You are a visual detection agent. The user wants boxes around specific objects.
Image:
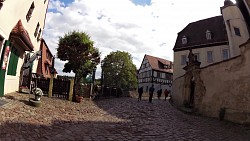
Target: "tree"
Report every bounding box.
[101,51,137,90]
[57,31,100,96]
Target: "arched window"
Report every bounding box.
[182,36,187,44]
[206,30,212,40]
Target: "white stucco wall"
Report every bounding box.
[0,0,48,94]
[173,45,229,80]
[222,4,250,57]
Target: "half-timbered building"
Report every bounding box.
[138,54,173,93]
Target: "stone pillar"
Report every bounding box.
[68,79,74,101]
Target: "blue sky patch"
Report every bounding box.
[131,0,151,6]
[60,0,73,5]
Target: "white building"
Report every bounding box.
[173,0,249,80]
[0,0,49,96]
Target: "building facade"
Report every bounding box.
[36,39,57,78]
[0,0,49,96]
[173,0,249,80]
[171,0,250,124]
[138,54,173,93]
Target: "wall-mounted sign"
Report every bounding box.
[2,45,10,70]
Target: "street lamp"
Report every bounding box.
[101,62,105,96]
[90,67,96,99]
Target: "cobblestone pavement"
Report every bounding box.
[0,93,249,141]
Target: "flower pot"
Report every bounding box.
[35,95,41,101]
[76,95,83,103]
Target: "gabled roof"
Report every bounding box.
[145,54,173,73]
[173,16,228,51]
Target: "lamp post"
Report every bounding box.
[101,62,104,96]
[89,67,96,99]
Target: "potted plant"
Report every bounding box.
[76,83,84,103]
[32,88,43,101]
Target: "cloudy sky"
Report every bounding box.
[42,0,235,78]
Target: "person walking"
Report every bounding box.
[157,88,162,100]
[138,87,143,101]
[149,84,155,103]
[164,88,169,101]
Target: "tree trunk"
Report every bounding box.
[74,72,81,96]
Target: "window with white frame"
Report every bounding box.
[181,55,187,65]
[207,51,213,63]
[206,30,212,40]
[182,36,187,44]
[222,49,229,60]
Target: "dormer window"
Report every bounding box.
[206,30,212,40]
[26,2,35,22]
[182,36,187,44]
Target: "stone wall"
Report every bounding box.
[172,40,250,124]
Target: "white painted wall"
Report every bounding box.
[0,0,48,94]
[173,45,230,80]
[222,4,250,57]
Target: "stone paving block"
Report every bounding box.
[0,92,249,141]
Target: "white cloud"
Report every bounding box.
[43,0,228,78]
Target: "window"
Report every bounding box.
[234,27,241,36]
[181,55,187,65]
[45,65,49,75]
[182,36,187,44]
[0,35,4,50]
[206,30,212,40]
[157,72,160,77]
[194,53,199,61]
[148,70,151,77]
[7,47,19,76]
[34,23,40,37]
[222,49,229,60]
[207,51,213,63]
[37,29,42,41]
[26,2,35,22]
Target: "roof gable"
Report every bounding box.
[145,54,173,73]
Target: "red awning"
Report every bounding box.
[10,20,34,51]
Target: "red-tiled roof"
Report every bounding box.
[145,54,173,73]
[10,20,34,51]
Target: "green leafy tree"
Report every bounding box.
[102,51,137,90]
[57,31,100,96]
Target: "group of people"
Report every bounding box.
[138,85,171,103]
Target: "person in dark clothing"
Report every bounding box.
[138,87,143,101]
[149,85,155,103]
[157,89,162,99]
[164,88,169,101]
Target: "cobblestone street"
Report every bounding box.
[0,93,249,141]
